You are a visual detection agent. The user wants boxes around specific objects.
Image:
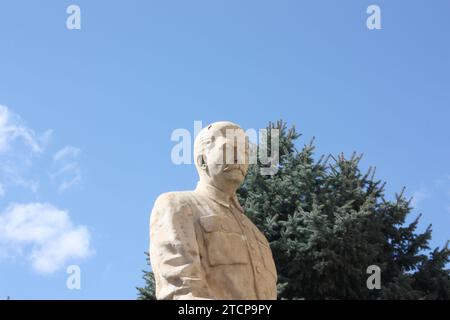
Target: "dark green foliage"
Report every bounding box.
[137,253,157,300]
[237,121,450,300]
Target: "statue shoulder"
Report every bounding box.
[150,191,199,228]
[152,191,196,212]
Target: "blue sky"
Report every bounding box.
[0,0,449,299]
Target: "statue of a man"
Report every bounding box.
[149,121,277,300]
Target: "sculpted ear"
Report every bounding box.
[196,154,207,171]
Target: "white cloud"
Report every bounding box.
[411,188,431,208]
[0,105,92,274]
[0,203,93,274]
[1,161,40,193]
[0,105,52,195]
[0,105,51,154]
[0,105,82,195]
[53,146,81,163]
[52,146,82,192]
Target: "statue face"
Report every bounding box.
[204,128,249,189]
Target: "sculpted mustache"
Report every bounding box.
[223,165,245,175]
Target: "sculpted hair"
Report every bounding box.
[193,121,241,171]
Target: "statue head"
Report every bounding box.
[194,121,249,194]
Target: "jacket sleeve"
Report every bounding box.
[149,193,211,300]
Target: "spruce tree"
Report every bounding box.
[137,253,157,300]
[237,120,449,300]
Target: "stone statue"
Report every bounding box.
[149,121,277,300]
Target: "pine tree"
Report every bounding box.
[136,253,157,300]
[137,121,450,300]
[237,121,450,300]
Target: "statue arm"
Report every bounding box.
[149,193,211,300]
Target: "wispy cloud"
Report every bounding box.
[52,146,82,193]
[0,182,5,198]
[0,105,51,154]
[53,146,81,162]
[0,161,40,194]
[0,202,93,274]
[411,174,450,215]
[411,188,431,208]
[0,105,82,195]
[0,105,52,195]
[0,105,93,275]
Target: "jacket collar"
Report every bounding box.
[195,181,244,213]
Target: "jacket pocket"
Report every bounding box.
[253,229,278,281]
[199,215,248,266]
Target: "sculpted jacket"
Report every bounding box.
[149,182,278,300]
